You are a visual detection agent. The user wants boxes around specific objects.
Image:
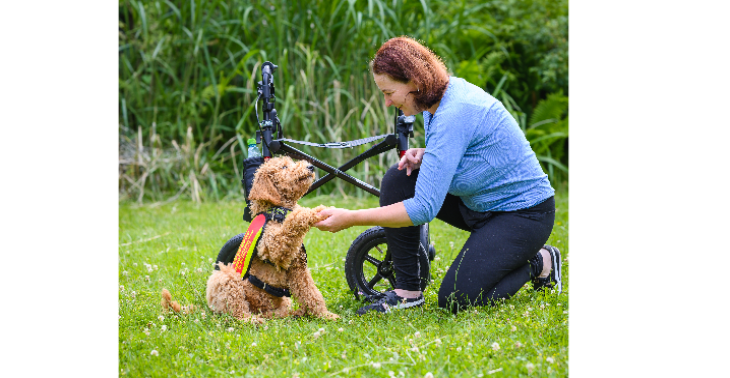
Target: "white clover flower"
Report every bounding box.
[150,350,159,356]
[120,285,124,291]
[414,331,421,338]
[280,341,284,346]
[456,347,462,352]
[434,339,441,345]
[194,319,199,323]
[509,304,515,309]
[251,342,257,347]
[563,310,568,314]
[227,327,234,332]
[131,291,137,299]
[143,328,150,336]
[546,357,554,364]
[153,265,158,270]
[313,331,321,339]
[425,372,434,378]
[526,362,535,374]
[209,258,213,263]
[263,325,268,331]
[467,342,473,347]
[491,342,500,351]
[133,263,138,267]
[410,347,419,352]
[372,362,381,369]
[338,328,344,332]
[318,327,325,333]
[511,325,517,332]
[180,271,186,276]
[158,315,164,322]
[515,341,522,348]
[435,256,441,261]
[161,325,167,332]
[122,270,128,276]
[181,262,185,266]
[449,241,454,249]
[389,371,395,377]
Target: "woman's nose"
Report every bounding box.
[384,98,393,107]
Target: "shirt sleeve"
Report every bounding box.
[402,109,474,226]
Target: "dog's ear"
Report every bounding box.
[248,172,282,204]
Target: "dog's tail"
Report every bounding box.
[161,289,197,314]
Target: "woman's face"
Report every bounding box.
[373,73,419,116]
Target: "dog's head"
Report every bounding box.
[248,156,316,208]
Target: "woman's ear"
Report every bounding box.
[248,172,281,205]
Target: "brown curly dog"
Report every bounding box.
[162,156,338,323]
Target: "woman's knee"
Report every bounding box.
[379,164,418,207]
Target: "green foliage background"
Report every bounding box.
[119,0,568,202]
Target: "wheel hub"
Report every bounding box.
[378,260,393,277]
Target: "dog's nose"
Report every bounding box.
[307,165,314,172]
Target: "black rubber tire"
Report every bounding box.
[345,226,433,300]
[214,233,245,270]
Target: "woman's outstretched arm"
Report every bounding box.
[314,202,413,233]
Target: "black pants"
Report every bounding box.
[380,165,555,312]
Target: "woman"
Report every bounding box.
[315,36,561,315]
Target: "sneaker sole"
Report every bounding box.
[386,298,425,313]
[549,246,562,294]
[359,297,425,315]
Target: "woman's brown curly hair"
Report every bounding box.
[370,36,449,111]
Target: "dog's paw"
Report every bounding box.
[244,315,266,325]
[321,311,340,321]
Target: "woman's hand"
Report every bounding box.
[398,148,425,176]
[314,207,353,233]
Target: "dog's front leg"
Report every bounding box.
[267,206,327,269]
[288,264,339,320]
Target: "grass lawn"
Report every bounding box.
[119,192,568,377]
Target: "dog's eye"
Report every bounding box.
[281,166,287,169]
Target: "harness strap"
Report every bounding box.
[273,134,389,149]
[263,206,292,223]
[248,274,291,297]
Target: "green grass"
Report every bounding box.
[119,193,568,377]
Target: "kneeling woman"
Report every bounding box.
[315,36,561,314]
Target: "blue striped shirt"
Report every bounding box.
[402,77,555,226]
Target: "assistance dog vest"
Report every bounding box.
[232,207,299,297]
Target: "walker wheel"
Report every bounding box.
[214,233,245,269]
[345,226,434,301]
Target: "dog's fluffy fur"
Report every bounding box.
[162,156,337,323]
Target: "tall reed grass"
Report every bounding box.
[119,0,568,202]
